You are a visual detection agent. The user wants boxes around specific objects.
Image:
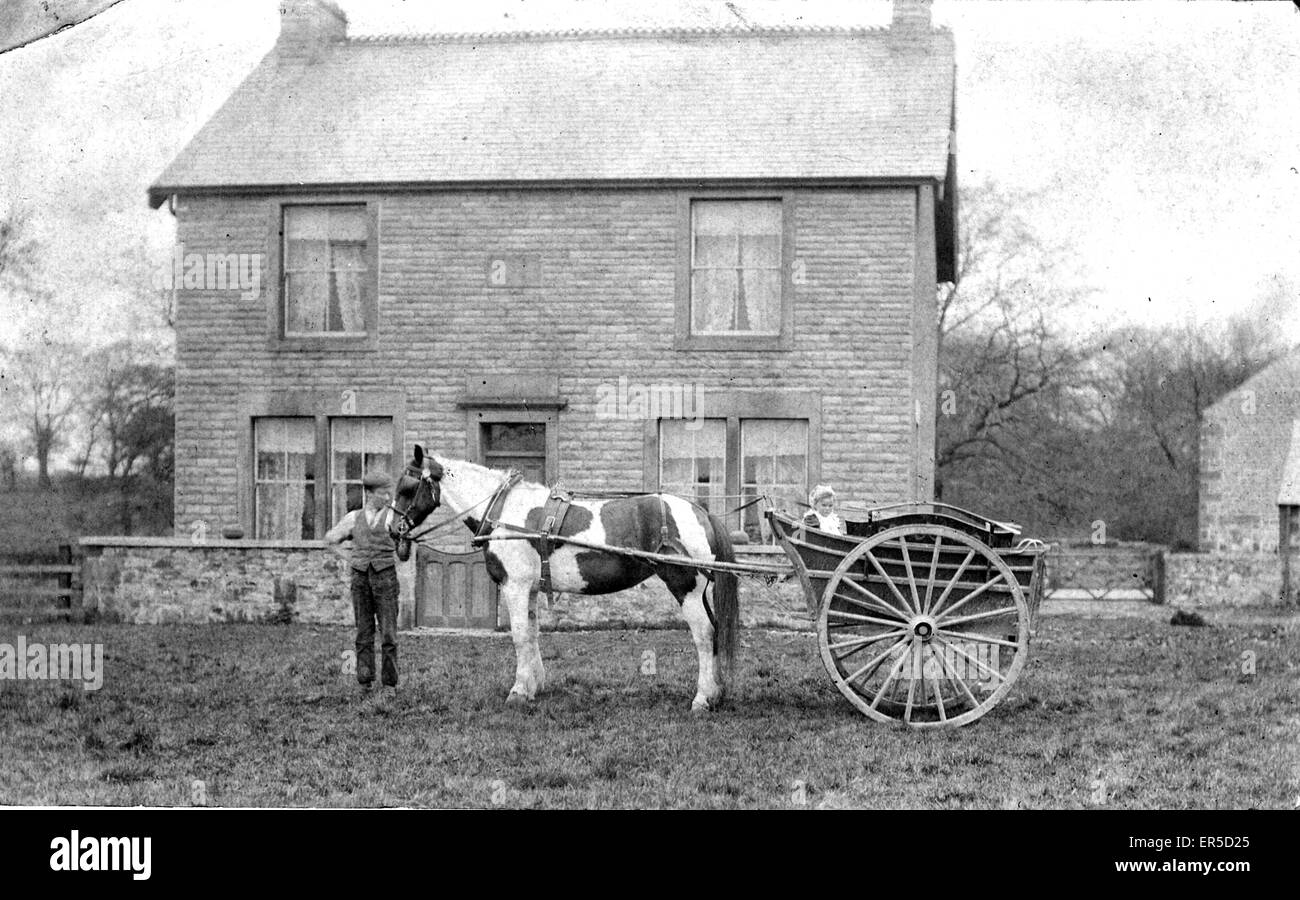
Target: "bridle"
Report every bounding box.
[387,462,521,546]
[387,463,444,540]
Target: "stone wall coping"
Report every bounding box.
[80,536,329,550]
[1167,550,1280,560]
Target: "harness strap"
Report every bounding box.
[473,469,523,542]
[536,490,572,606]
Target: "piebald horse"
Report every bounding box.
[390,445,739,712]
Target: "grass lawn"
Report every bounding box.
[1,609,1297,809]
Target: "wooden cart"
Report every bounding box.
[766,502,1048,728]
[470,493,1046,728]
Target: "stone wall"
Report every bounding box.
[1164,552,1289,607]
[79,538,810,630]
[80,538,418,626]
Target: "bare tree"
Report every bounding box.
[935,180,1098,503]
[1093,316,1289,546]
[0,441,17,490]
[0,339,82,488]
[80,341,175,532]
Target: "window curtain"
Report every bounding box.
[285,206,367,334]
[741,418,807,541]
[691,201,781,334]
[286,208,332,334]
[332,244,366,333]
[255,418,315,539]
[660,419,727,514]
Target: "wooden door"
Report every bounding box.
[414,546,500,629]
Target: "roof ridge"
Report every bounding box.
[345,23,923,45]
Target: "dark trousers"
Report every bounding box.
[351,564,399,687]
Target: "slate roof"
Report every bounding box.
[148,25,956,205]
[1205,348,1300,418]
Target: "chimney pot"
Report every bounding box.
[277,0,347,64]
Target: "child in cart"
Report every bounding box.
[802,484,846,535]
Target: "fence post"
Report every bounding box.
[58,543,73,614]
[1150,549,1166,605]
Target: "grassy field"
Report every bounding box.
[1,609,1297,809]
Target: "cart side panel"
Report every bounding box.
[767,510,858,615]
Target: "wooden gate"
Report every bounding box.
[414,546,499,629]
[0,545,82,622]
[1043,544,1166,604]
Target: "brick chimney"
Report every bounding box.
[892,0,933,31]
[277,0,347,65]
[890,0,933,53]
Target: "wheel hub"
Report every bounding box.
[910,615,937,643]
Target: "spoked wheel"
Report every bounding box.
[816,525,1030,728]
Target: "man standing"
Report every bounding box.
[324,472,403,697]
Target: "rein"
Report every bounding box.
[393,498,490,545]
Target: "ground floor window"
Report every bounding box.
[254,417,316,540]
[657,415,810,542]
[1282,505,1300,551]
[330,417,394,523]
[740,419,808,541]
[252,415,394,539]
[659,419,728,513]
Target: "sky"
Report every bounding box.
[0,0,1297,349]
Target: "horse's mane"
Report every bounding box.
[433,455,548,492]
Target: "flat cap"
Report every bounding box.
[361,472,393,491]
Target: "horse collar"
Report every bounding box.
[474,470,523,540]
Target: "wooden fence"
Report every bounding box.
[0,545,82,622]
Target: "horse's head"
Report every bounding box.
[390,444,445,538]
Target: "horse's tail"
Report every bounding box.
[707,514,740,680]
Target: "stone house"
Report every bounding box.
[137,0,958,626]
[1199,349,1300,553]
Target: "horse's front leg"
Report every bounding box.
[503,581,544,705]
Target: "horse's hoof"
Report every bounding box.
[505,691,530,709]
[690,698,711,715]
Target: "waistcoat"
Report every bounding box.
[350,507,396,572]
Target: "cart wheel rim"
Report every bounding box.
[815,524,1032,728]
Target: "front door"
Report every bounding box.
[412,420,553,630]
